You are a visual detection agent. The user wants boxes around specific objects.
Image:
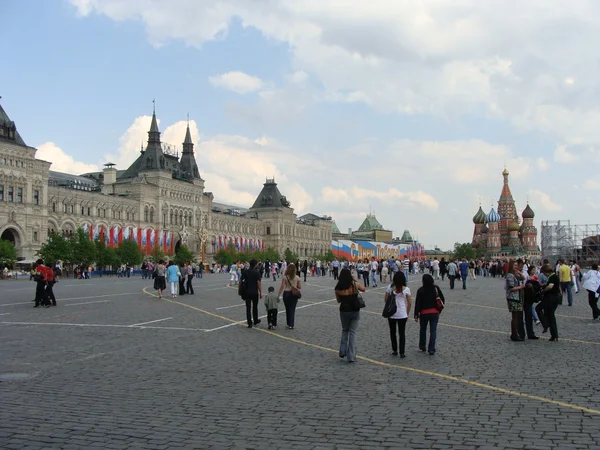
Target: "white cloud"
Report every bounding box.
[583,179,600,190]
[209,71,264,94]
[321,186,439,212]
[36,142,99,174]
[528,189,563,212]
[554,145,577,163]
[536,157,550,171]
[67,0,600,145]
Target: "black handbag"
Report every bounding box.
[352,283,365,309]
[382,292,397,318]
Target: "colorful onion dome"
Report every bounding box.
[502,167,509,176]
[472,206,486,224]
[487,207,500,223]
[522,203,535,219]
[508,220,521,232]
[481,224,489,234]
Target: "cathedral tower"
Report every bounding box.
[497,168,518,247]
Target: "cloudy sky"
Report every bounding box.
[2,0,599,249]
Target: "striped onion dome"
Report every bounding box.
[472,206,486,224]
[487,207,500,223]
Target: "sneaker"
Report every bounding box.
[535,320,541,325]
[268,325,273,330]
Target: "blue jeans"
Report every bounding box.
[403,268,409,281]
[339,311,360,362]
[461,274,467,289]
[371,270,378,286]
[419,314,439,354]
[560,282,573,306]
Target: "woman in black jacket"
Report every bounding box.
[414,274,445,355]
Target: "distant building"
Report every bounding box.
[471,168,540,259]
[0,101,332,262]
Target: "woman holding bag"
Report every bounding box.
[277,263,302,329]
[335,268,366,363]
[384,271,411,357]
[414,274,445,355]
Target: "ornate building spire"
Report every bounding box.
[179,121,202,180]
[497,168,518,247]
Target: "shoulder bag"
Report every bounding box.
[353,282,366,309]
[287,276,302,299]
[435,286,445,312]
[382,291,397,318]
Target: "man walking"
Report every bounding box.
[241,259,262,328]
[447,259,458,290]
[459,258,469,290]
[370,257,378,287]
[558,259,573,306]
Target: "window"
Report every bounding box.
[33,231,38,242]
[34,190,39,205]
[8,187,13,202]
[17,187,22,203]
[163,214,166,225]
[69,204,74,214]
[63,203,67,213]
[82,206,85,216]
[52,202,56,212]
[170,212,173,224]
[0,184,3,201]
[266,226,271,235]
[131,212,134,221]
[144,209,149,222]
[88,207,91,216]
[149,210,154,222]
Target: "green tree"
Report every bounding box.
[0,239,18,268]
[149,244,165,263]
[172,244,195,266]
[37,232,71,265]
[70,228,97,266]
[284,248,298,262]
[116,239,143,266]
[214,248,236,267]
[453,242,477,261]
[313,249,335,262]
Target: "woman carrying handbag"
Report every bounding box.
[414,274,445,355]
[384,271,411,357]
[335,268,366,363]
[277,263,302,329]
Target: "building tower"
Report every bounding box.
[486,207,502,255]
[179,123,202,183]
[497,168,518,247]
[507,219,522,252]
[471,205,486,248]
[520,203,538,252]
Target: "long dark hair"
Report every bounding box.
[391,271,406,292]
[421,273,437,298]
[335,268,354,291]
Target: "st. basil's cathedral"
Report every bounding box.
[471,168,540,259]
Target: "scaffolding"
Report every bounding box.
[540,220,600,264]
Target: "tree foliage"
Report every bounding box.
[452,242,477,261]
[284,248,298,263]
[0,239,18,267]
[149,244,166,263]
[172,244,195,266]
[213,247,280,267]
[95,241,120,269]
[37,232,71,265]
[115,239,143,266]
[70,228,97,266]
[311,250,335,262]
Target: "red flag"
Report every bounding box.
[118,226,123,244]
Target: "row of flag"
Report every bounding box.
[216,235,264,252]
[406,242,425,260]
[82,223,174,254]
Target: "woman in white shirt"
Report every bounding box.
[582,263,600,320]
[384,272,412,357]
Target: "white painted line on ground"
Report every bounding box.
[215,304,245,310]
[0,313,10,316]
[0,321,206,331]
[65,300,111,306]
[0,292,140,308]
[205,297,338,332]
[64,283,97,287]
[129,317,172,327]
[205,286,231,291]
[1,287,36,292]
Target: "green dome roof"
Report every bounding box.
[472,206,486,224]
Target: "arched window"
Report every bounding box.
[149,209,154,223]
[144,207,149,222]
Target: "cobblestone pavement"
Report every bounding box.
[2,272,600,449]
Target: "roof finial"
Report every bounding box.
[153,99,156,114]
[187,112,189,126]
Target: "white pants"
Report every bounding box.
[170,281,178,295]
[433,269,440,279]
